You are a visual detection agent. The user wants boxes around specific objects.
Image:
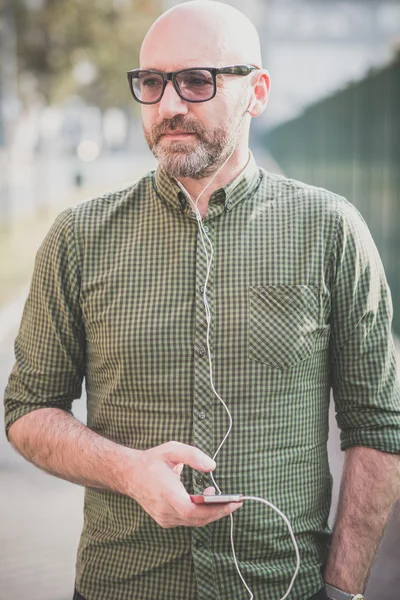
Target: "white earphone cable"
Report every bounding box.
[174,109,300,600]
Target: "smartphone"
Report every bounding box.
[190,494,243,504]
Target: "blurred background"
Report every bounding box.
[0,0,399,598]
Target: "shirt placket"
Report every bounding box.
[191,216,219,599]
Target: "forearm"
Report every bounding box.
[8,407,140,496]
[325,446,400,593]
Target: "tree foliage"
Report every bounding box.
[13,0,161,108]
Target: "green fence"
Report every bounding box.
[265,55,400,335]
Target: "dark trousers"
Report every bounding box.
[310,589,328,600]
[74,586,328,599]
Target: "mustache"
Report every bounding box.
[151,115,206,141]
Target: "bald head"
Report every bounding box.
[140,1,262,70]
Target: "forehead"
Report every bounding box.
[140,17,232,71]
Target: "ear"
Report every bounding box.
[248,69,270,117]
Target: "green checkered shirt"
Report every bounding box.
[4,155,400,600]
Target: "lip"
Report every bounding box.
[162,132,195,138]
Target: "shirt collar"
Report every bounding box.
[152,151,260,217]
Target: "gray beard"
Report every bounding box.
[143,103,247,179]
[150,137,229,180]
[143,115,238,180]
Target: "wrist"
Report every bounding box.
[114,446,142,498]
[324,553,367,595]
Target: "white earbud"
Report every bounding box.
[246,99,256,115]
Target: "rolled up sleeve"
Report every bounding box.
[329,200,400,453]
[3,208,85,439]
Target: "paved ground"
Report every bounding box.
[1,153,399,599]
[0,292,86,600]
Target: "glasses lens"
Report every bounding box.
[175,69,214,101]
[133,71,164,103]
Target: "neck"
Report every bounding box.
[176,146,250,219]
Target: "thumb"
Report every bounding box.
[164,442,216,473]
[172,463,184,475]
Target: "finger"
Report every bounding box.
[203,487,216,495]
[186,500,243,528]
[208,501,243,524]
[163,441,216,473]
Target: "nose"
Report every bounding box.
[158,81,188,119]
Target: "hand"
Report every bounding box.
[128,441,243,529]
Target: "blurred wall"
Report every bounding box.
[264,55,400,335]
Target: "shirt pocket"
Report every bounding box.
[248,284,324,370]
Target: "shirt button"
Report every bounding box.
[198,411,206,420]
[226,202,232,209]
[194,539,203,548]
[197,345,206,356]
[199,285,205,293]
[203,226,209,233]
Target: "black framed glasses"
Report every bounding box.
[126,65,258,105]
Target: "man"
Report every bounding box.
[3,2,400,599]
